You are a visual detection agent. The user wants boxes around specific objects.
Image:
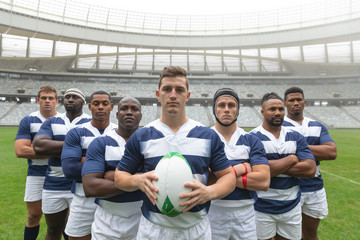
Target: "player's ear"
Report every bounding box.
[156,90,160,100]
[186,92,191,101]
[304,99,307,106]
[36,97,40,104]
[88,103,91,111]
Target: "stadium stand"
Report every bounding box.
[0,0,359,128]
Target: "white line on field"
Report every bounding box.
[322,170,360,185]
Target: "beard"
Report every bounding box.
[266,116,284,126]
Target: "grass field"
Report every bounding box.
[0,127,359,239]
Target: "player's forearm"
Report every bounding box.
[83,177,124,198]
[309,143,337,161]
[284,159,316,178]
[33,139,63,156]
[15,145,41,159]
[210,168,236,200]
[114,169,139,192]
[269,155,298,177]
[237,165,270,191]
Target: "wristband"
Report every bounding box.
[242,174,247,189]
[231,166,238,177]
[242,163,248,174]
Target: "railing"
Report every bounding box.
[0,0,359,36]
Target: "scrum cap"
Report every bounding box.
[64,88,86,103]
[212,88,240,126]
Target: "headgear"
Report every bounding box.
[212,88,240,126]
[64,88,86,103]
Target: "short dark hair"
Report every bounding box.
[159,66,188,90]
[284,87,304,101]
[90,90,112,102]
[38,85,57,99]
[261,92,283,107]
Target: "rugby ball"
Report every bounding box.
[153,152,193,217]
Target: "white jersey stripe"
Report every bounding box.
[257,185,299,201]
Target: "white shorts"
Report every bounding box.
[300,188,328,219]
[92,205,141,240]
[208,204,256,240]
[137,215,211,240]
[42,189,73,214]
[65,194,96,237]
[256,203,302,240]
[24,176,45,202]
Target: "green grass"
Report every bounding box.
[1,127,359,239]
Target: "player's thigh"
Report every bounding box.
[301,188,328,219]
[42,190,73,214]
[137,215,211,240]
[209,204,256,240]
[24,176,45,202]
[65,194,96,237]
[92,206,141,240]
[276,203,302,240]
[255,211,277,240]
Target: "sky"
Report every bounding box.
[84,0,318,15]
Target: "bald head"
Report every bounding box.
[118,96,141,110]
[116,96,142,131]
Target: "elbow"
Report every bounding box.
[308,166,317,178]
[329,151,337,160]
[33,145,43,156]
[15,151,23,158]
[260,180,271,191]
[83,186,95,198]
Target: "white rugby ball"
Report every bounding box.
[153,152,193,217]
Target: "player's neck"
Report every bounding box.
[66,111,83,122]
[116,127,136,142]
[215,122,237,142]
[287,113,304,124]
[263,124,281,139]
[91,119,110,130]
[40,109,57,119]
[160,113,188,133]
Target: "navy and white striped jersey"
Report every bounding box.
[117,119,230,228]
[211,126,269,208]
[82,130,144,217]
[250,126,314,214]
[15,111,60,176]
[283,116,334,192]
[61,121,117,196]
[35,112,91,191]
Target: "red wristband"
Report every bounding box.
[242,174,247,189]
[231,166,238,177]
[242,163,248,174]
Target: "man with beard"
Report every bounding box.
[61,90,117,240]
[82,97,144,240]
[33,88,91,240]
[283,87,337,240]
[250,92,316,240]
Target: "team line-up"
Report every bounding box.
[15,66,337,240]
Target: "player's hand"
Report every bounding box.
[233,162,252,176]
[287,154,299,164]
[136,171,159,205]
[104,170,115,181]
[179,179,211,213]
[80,156,85,163]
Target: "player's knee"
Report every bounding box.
[302,227,318,240]
[27,212,42,226]
[47,225,63,237]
